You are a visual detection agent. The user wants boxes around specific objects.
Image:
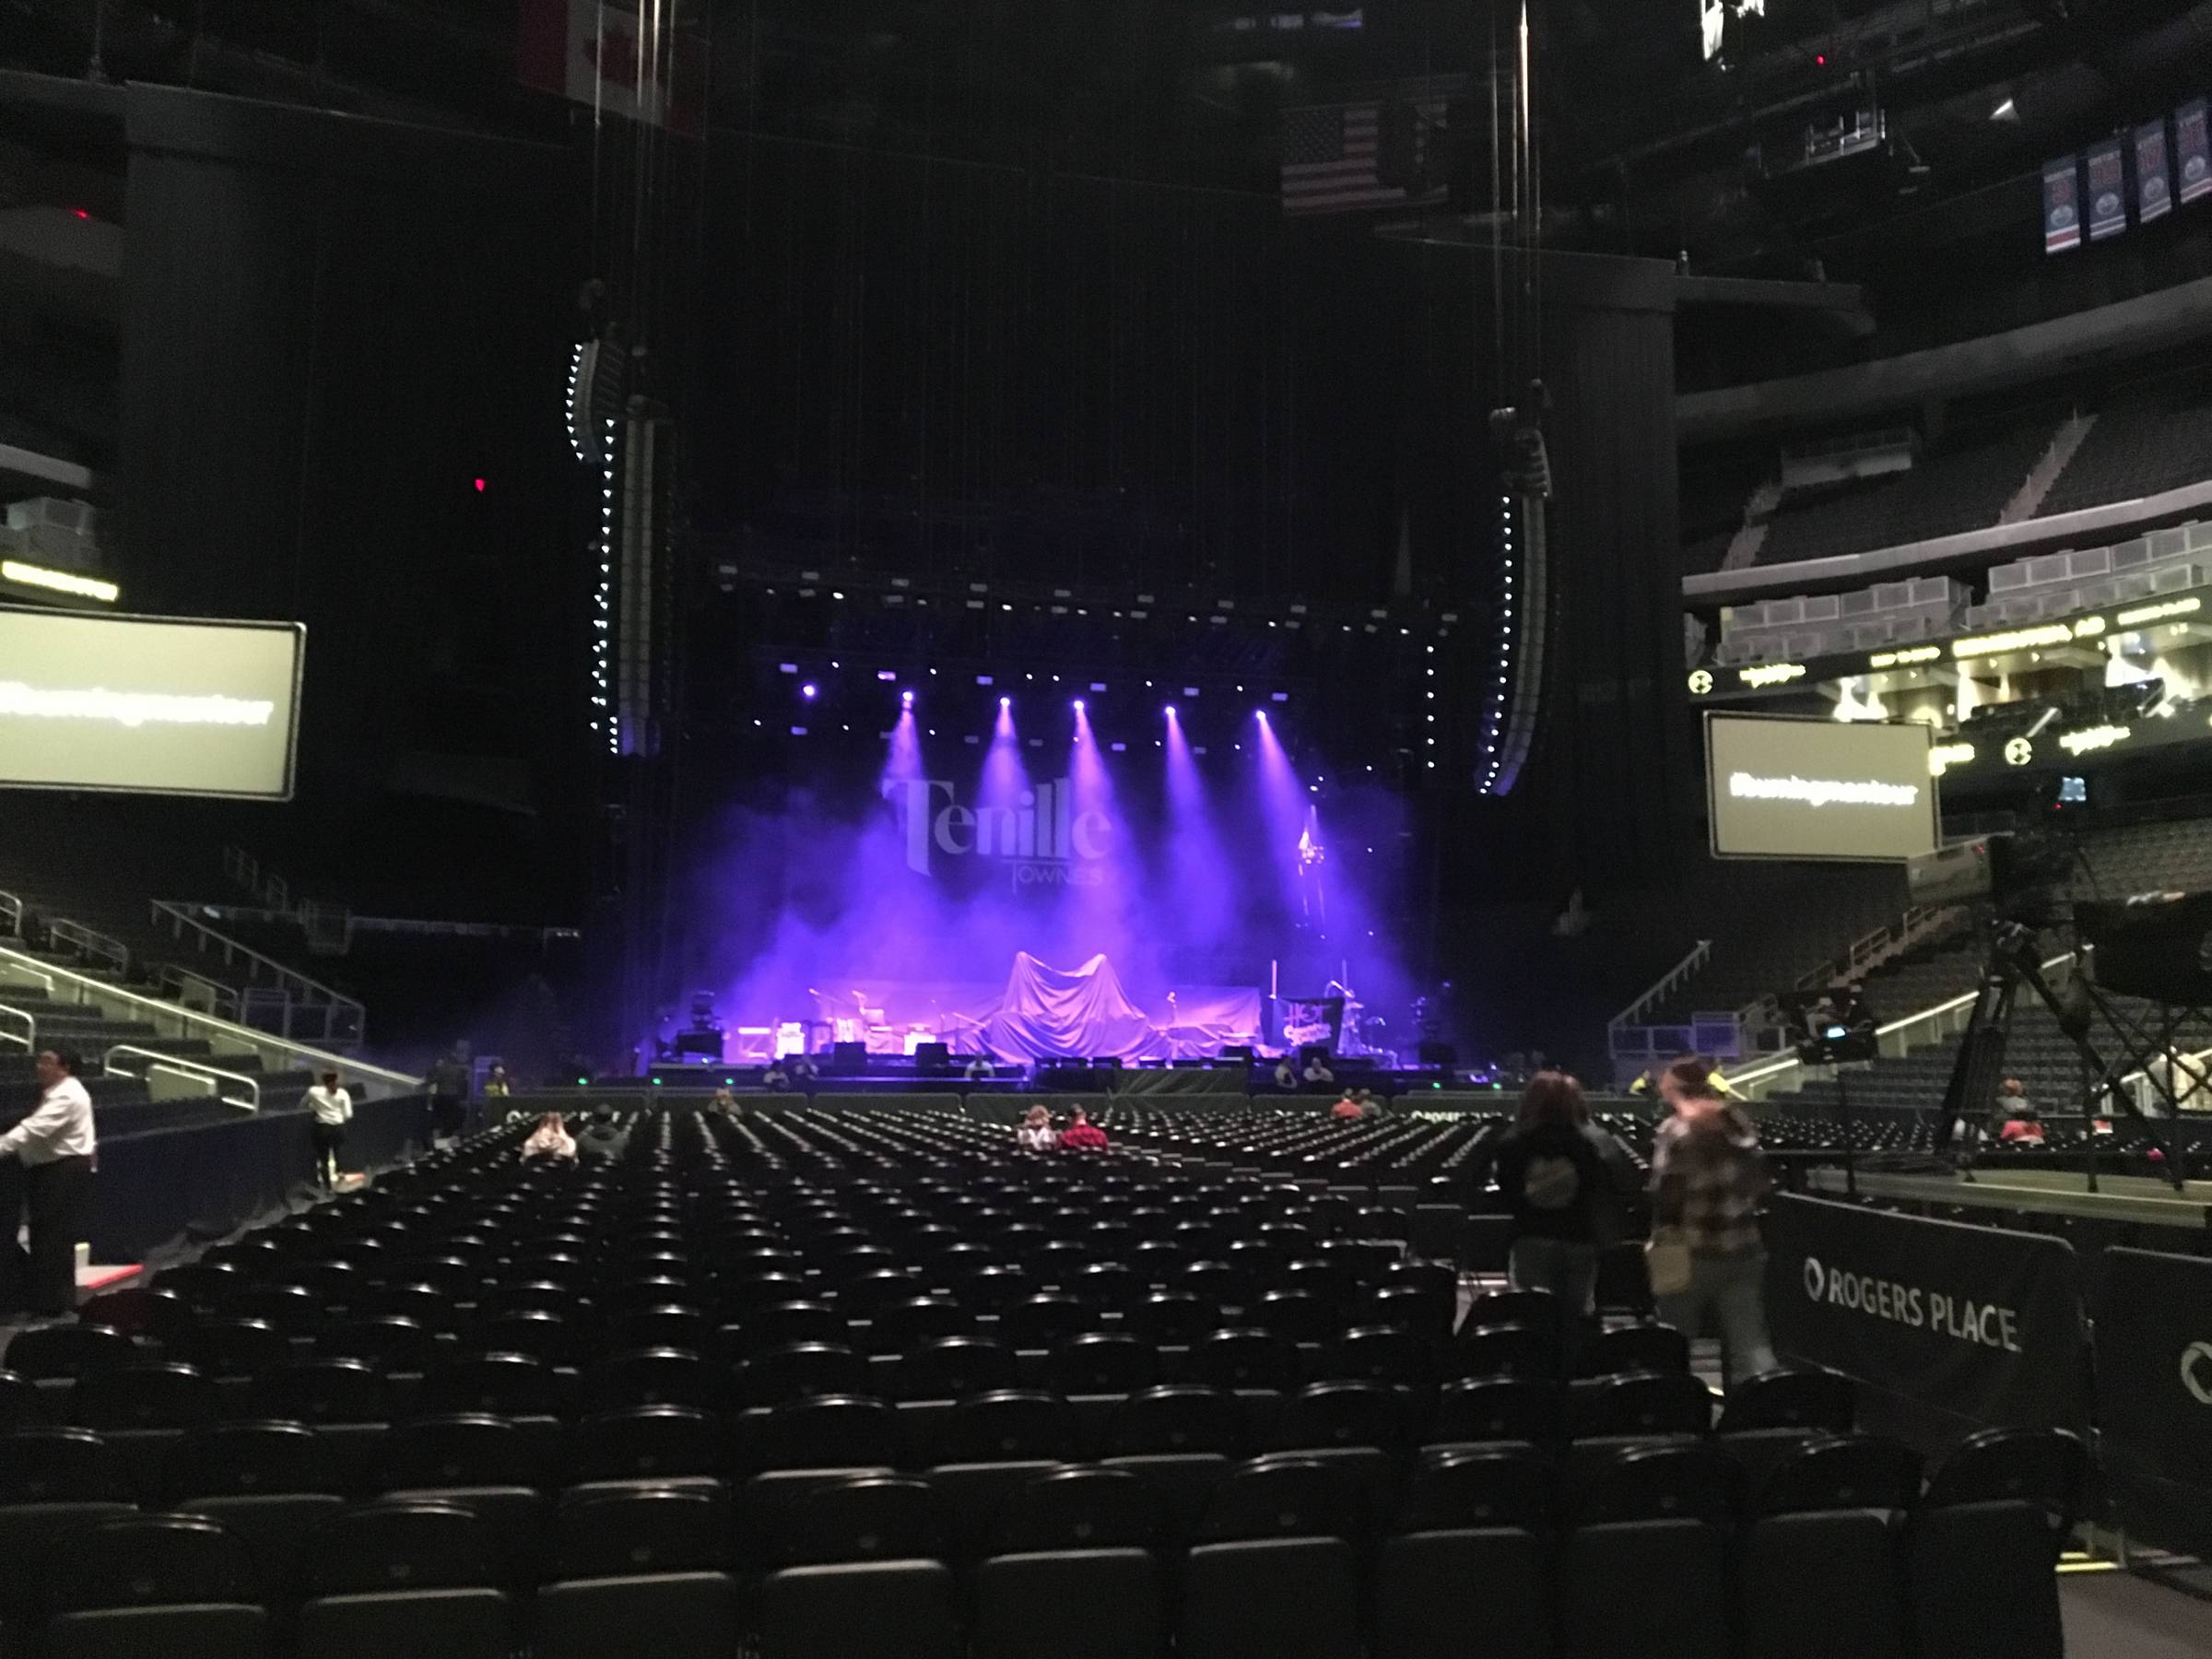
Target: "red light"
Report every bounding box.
[473,477,486,492]
[71,207,90,219]
[1816,53,1827,65]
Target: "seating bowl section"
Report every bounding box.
[0,1106,2086,1659]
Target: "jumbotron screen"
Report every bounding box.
[0,606,304,800]
[1706,712,1936,863]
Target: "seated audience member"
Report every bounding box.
[1272,1056,1298,1090]
[1998,1105,2045,1146]
[483,1063,512,1103]
[576,1110,630,1164]
[790,1053,819,1084]
[1060,1107,1108,1151]
[1301,1053,1336,1087]
[711,1086,747,1118]
[761,1060,791,1092]
[967,1053,996,1082]
[522,1112,577,1161]
[1331,1090,1365,1121]
[1015,1105,1058,1151]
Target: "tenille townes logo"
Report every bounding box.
[888,777,1112,888]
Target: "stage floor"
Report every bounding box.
[1806,1166,2212,1230]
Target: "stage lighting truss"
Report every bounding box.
[1477,488,1547,796]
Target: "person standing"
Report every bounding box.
[0,1048,97,1318]
[304,1069,353,1190]
[1650,1056,1777,1387]
[1490,1071,1612,1355]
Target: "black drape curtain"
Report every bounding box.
[119,86,585,917]
[89,1094,426,1259]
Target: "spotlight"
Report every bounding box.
[999,697,1011,709]
[1254,709,1267,722]
[900,689,914,708]
[801,683,818,700]
[1164,705,1178,718]
[1073,699,1086,713]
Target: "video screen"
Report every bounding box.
[1706,712,1936,863]
[0,606,304,800]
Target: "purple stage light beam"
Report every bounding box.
[1163,704,1236,949]
[978,692,1034,856]
[1251,707,1312,903]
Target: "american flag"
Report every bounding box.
[1280,99,1452,217]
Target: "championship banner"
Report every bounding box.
[518,0,708,135]
[2179,98,2211,206]
[2042,155,2082,253]
[1763,1195,2088,1453]
[2086,138,2127,241]
[2092,1249,2212,1558]
[2136,117,2172,224]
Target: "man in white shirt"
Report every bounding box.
[304,1069,353,1191]
[0,1047,97,1317]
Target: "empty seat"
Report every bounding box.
[1043,1332,1159,1396]
[743,1394,903,1473]
[939,1390,1080,1465]
[166,1419,347,1594]
[294,1500,513,1659]
[1375,1447,1553,1659]
[1559,1443,1741,1659]
[39,1512,265,1659]
[6,1324,138,1382]
[1909,1429,2084,1659]
[1576,1323,1689,1379]
[1181,1459,1367,1659]
[1742,1436,1921,1659]
[974,1467,1171,1659]
[759,1477,961,1659]
[535,1485,738,1659]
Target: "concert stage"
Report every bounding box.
[668,692,1429,1072]
[1806,1166,2212,1231]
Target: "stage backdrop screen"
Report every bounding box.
[0,606,303,799]
[1706,712,1936,863]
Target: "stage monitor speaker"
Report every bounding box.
[914,1041,949,1074]
[1418,1041,1458,1066]
[2077,893,2212,1005]
[831,1041,870,1075]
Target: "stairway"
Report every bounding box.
[1722,478,1784,571]
[1998,412,2095,525]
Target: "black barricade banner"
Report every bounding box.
[2087,138,2128,241]
[2180,97,2212,206]
[2093,1249,2212,1557]
[2042,155,2082,253]
[2136,117,2172,223]
[1763,1195,2087,1453]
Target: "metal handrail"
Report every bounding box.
[0,1002,32,1053]
[0,890,20,938]
[1611,940,1713,1030]
[159,963,241,1018]
[148,900,363,1037]
[102,1043,261,1112]
[1729,951,2077,1101]
[0,958,55,996]
[47,918,129,975]
[0,943,414,1098]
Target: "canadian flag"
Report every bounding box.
[519,0,708,136]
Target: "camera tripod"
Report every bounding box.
[1935,914,2189,1193]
